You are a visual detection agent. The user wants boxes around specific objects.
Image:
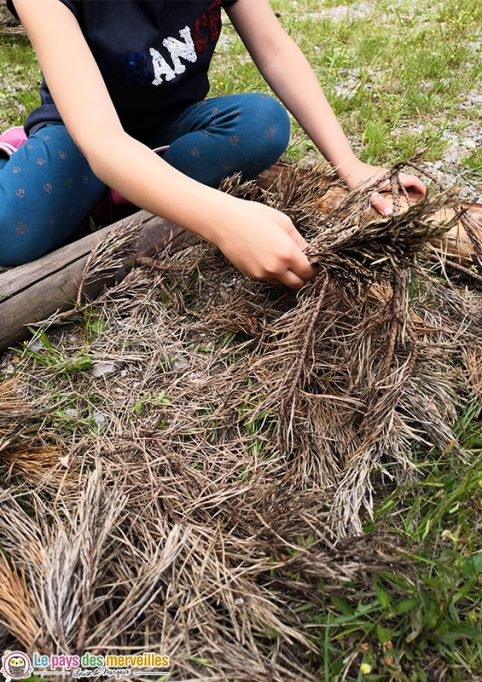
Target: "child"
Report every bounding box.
[1,0,426,288]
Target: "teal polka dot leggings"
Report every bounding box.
[0,93,290,266]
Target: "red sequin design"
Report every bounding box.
[193,0,222,54]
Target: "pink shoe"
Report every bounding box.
[0,125,27,158]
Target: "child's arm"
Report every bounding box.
[12,0,318,290]
[226,0,427,216]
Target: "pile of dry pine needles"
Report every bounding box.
[0,160,481,680]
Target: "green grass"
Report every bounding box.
[2,0,481,175]
[0,34,41,129]
[1,0,481,678]
[301,394,481,680]
[311,452,482,680]
[209,0,482,170]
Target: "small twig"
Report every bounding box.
[399,178,411,205]
[403,318,419,379]
[390,171,401,215]
[403,160,446,189]
[429,254,482,284]
[136,256,186,273]
[382,271,404,378]
[278,273,330,417]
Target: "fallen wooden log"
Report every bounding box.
[0,162,480,352]
[0,211,194,352]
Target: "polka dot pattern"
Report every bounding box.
[0,122,108,266]
[148,93,290,188]
[1,95,290,266]
[16,223,29,235]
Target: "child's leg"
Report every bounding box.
[0,123,107,267]
[143,92,291,187]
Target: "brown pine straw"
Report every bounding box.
[0,378,62,491]
[0,159,480,679]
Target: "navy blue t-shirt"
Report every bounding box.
[7,0,239,141]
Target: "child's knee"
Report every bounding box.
[239,93,291,160]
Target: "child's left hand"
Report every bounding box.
[341,160,427,216]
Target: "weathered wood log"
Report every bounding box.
[0,211,195,351]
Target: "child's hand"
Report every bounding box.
[213,198,319,290]
[341,160,427,216]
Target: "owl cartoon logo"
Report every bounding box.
[1,651,33,681]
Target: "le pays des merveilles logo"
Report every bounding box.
[1,651,33,682]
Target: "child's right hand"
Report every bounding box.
[212,198,319,290]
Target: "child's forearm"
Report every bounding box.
[87,130,234,243]
[256,33,361,178]
[86,128,318,290]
